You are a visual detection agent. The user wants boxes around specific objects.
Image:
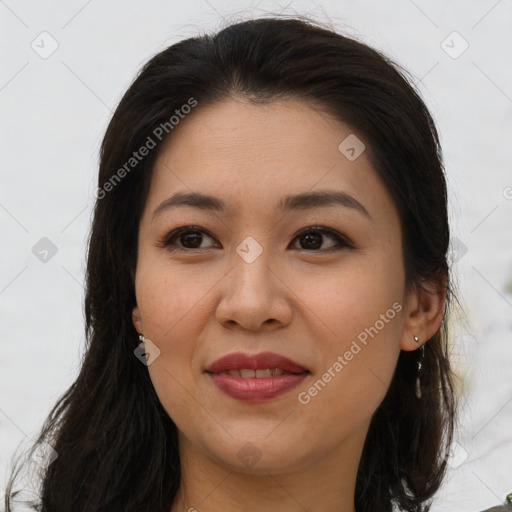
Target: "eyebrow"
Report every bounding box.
[152,190,371,221]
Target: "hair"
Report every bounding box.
[5,15,457,512]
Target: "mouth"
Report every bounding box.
[216,368,292,378]
[205,351,309,402]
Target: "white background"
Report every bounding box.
[1,1,511,510]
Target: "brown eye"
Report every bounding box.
[178,231,205,249]
[159,226,219,250]
[290,227,353,251]
[158,225,353,252]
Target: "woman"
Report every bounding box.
[6,15,508,512]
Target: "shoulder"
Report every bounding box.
[479,494,512,512]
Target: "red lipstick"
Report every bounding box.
[205,352,308,402]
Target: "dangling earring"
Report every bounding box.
[414,337,425,399]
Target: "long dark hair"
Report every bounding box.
[5,15,457,512]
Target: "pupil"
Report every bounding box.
[182,232,202,248]
[302,233,321,249]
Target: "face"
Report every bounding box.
[132,97,416,474]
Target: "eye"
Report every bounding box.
[158,226,219,250]
[158,225,353,252]
[289,226,353,251]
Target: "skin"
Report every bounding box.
[132,97,446,512]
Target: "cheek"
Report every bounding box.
[293,246,405,346]
[134,263,214,413]
[291,250,405,423]
[136,260,215,335]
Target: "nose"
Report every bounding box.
[215,242,293,333]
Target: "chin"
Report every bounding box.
[201,429,315,475]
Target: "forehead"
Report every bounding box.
[156,97,360,169]
[146,97,397,225]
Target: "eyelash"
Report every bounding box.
[157,225,354,252]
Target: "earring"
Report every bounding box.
[415,340,425,399]
[138,334,146,345]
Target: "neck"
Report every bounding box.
[170,432,364,512]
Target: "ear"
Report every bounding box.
[132,305,143,334]
[400,274,447,351]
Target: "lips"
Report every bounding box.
[206,351,307,374]
[205,352,308,402]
